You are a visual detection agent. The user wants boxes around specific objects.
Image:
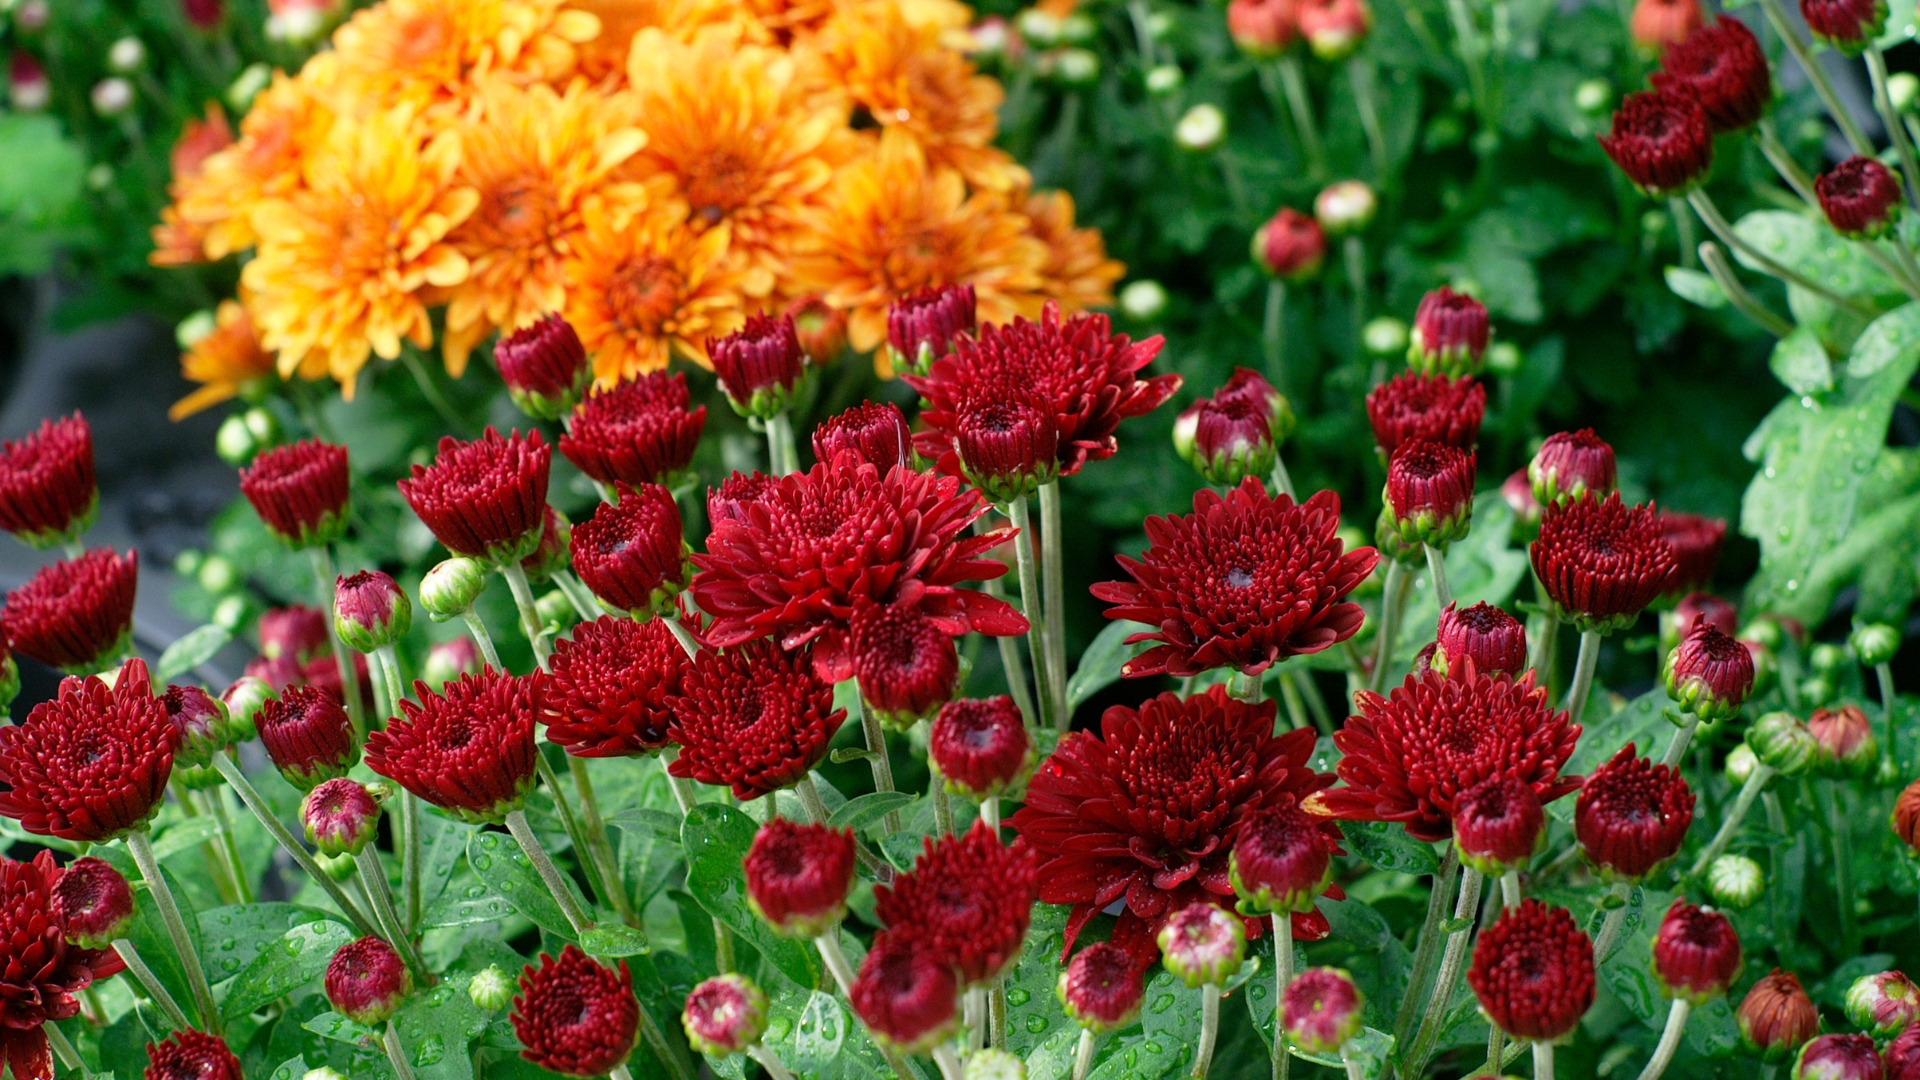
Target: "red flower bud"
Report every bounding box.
[1801,0,1888,51]
[1674,591,1737,638]
[1845,970,1920,1038]
[1366,372,1485,459]
[1809,704,1878,777]
[1252,208,1326,281]
[1432,602,1527,679]
[1664,617,1755,722]
[240,439,350,550]
[558,374,706,489]
[850,933,960,1054]
[1384,438,1476,548]
[511,946,638,1078]
[1229,798,1337,914]
[1896,779,1920,854]
[1283,966,1365,1055]
[1650,18,1771,133]
[258,684,358,791]
[1467,899,1595,1041]
[334,570,411,653]
[163,684,229,769]
[569,483,688,617]
[367,669,540,824]
[929,695,1032,798]
[325,936,412,1025]
[1227,0,1299,55]
[8,54,49,113]
[2,547,138,675]
[1793,1034,1885,1080]
[1174,368,1294,487]
[1599,90,1714,196]
[1157,902,1246,987]
[0,414,97,549]
[711,314,808,420]
[1740,969,1819,1062]
[302,777,381,857]
[812,401,911,474]
[1298,0,1370,59]
[682,973,769,1056]
[51,856,136,949]
[878,821,1040,986]
[784,296,848,365]
[397,428,551,565]
[1887,1025,1920,1080]
[1631,0,1702,49]
[1652,900,1742,1004]
[1530,429,1617,507]
[887,284,976,377]
[1408,287,1489,377]
[667,640,846,800]
[145,1030,242,1080]
[1058,943,1146,1033]
[546,615,687,758]
[1532,494,1677,632]
[745,818,856,939]
[1575,745,1695,882]
[1817,156,1903,238]
[0,659,176,842]
[495,314,590,421]
[1453,773,1545,876]
[182,0,224,28]
[953,396,1060,502]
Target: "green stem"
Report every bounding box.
[1757,120,1819,205]
[1689,189,1876,317]
[210,755,380,937]
[1270,455,1297,502]
[1660,713,1699,769]
[569,756,638,926]
[1764,792,1794,957]
[817,933,857,996]
[1404,867,1485,1078]
[1878,661,1899,778]
[1272,914,1293,1080]
[978,550,1039,725]
[354,850,433,986]
[364,647,394,725]
[460,610,503,669]
[1293,670,1334,735]
[109,939,193,1031]
[379,1022,419,1080]
[1869,45,1920,206]
[1392,846,1460,1049]
[1270,58,1326,178]
[1534,1040,1555,1080]
[1635,1000,1692,1080]
[1443,0,1490,124]
[504,808,593,935]
[1565,629,1601,722]
[311,547,367,738]
[1823,781,1859,954]
[1500,871,1521,908]
[750,1044,797,1080]
[1074,1028,1098,1080]
[1278,672,1311,732]
[931,763,955,836]
[1007,499,1057,730]
[767,412,799,476]
[1038,481,1070,726]
[1192,983,1222,1079]
[1263,280,1287,390]
[45,1023,86,1077]
[991,975,1009,1048]
[855,697,904,836]
[553,569,605,623]
[1346,58,1389,179]
[1688,765,1774,877]
[1424,544,1452,611]
[375,645,422,931]
[399,351,464,435]
[125,829,221,1034]
[1756,0,1872,153]
[204,789,253,904]
[62,538,84,560]
[499,562,550,667]
[533,754,611,913]
[1369,561,1411,694]
[1670,197,1699,270]
[934,1044,967,1080]
[1697,242,1796,337]
[1592,882,1632,964]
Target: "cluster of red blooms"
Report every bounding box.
[1599,17,1768,195]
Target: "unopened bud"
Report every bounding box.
[1119,280,1168,321]
[1175,104,1226,151]
[1145,64,1184,96]
[420,557,486,618]
[1706,854,1765,909]
[107,37,146,72]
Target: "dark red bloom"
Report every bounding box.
[256,683,359,791]
[2,548,137,674]
[1467,899,1595,1041]
[1809,703,1878,775]
[951,394,1060,502]
[744,818,857,938]
[1282,967,1365,1056]
[1886,1025,1920,1080]
[366,668,541,824]
[710,313,808,419]
[1319,664,1580,843]
[1653,900,1741,1004]
[495,314,590,421]
[846,591,962,727]
[558,373,706,489]
[1675,591,1737,637]
[1228,0,1298,54]
[301,777,381,857]
[1228,797,1340,914]
[785,295,848,365]
[1173,368,1292,487]
[1365,372,1485,457]
[0,414,97,549]
[1801,0,1887,50]
[50,856,135,949]
[812,401,911,473]
[1091,480,1376,679]
[1575,745,1695,881]
[691,453,1024,654]
[325,936,411,1025]
[1897,779,1920,855]
[1251,208,1326,281]
[0,851,122,1080]
[569,483,688,617]
[1453,773,1546,876]
[1599,90,1714,195]
[1530,429,1618,507]
[877,821,1040,986]
[887,284,976,376]
[929,695,1031,798]
[906,302,1180,478]
[1432,602,1527,678]
[849,933,959,1054]
[333,569,411,652]
[1408,287,1490,375]
[1658,512,1727,596]
[259,605,329,663]
[1009,686,1338,963]
[1794,1035,1885,1080]
[239,439,350,550]
[511,946,638,1078]
[1665,616,1756,722]
[1650,18,1771,132]
[144,1030,242,1080]
[666,640,845,800]
[397,428,551,564]
[182,0,224,29]
[1532,494,1677,632]
[1058,943,1145,1033]
[0,659,176,842]
[1740,969,1819,1062]
[546,615,687,758]
[1384,438,1476,547]
[1817,155,1903,238]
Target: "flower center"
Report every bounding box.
[608,258,684,336]
[1227,568,1255,589]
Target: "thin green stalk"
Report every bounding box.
[1697,242,1796,338]
[1293,670,1334,735]
[1270,456,1297,501]
[365,647,394,724]
[1689,189,1876,317]
[211,754,379,937]
[1343,233,1368,326]
[1822,781,1859,953]
[1269,58,1326,178]
[1263,280,1287,389]
[110,939,193,1031]
[204,789,253,904]
[1660,714,1699,769]
[1007,499,1057,730]
[817,933,857,996]
[1074,1028,1097,1080]
[62,538,84,560]
[1758,120,1819,205]
[1689,765,1774,877]
[856,697,904,835]
[1564,629,1600,722]
[354,850,432,986]
[1392,846,1460,1049]
[375,644,422,933]
[1530,608,1561,690]
[1272,914,1293,1080]
[461,610,503,669]
[553,569,605,623]
[1868,45,1920,206]
[1534,1041,1555,1080]
[125,829,221,1034]
[1877,661,1899,778]
[1670,197,1699,269]
[1424,544,1452,611]
[1369,561,1411,694]
[1635,1000,1692,1080]
[767,412,799,476]
[379,1022,419,1080]
[980,570,1038,724]
[1592,882,1633,964]
[311,547,367,737]
[1192,983,1223,1079]
[568,756,638,927]
[1346,58,1388,179]
[1403,867,1485,1078]
[499,562,550,667]
[930,763,955,836]
[504,808,593,935]
[1443,0,1490,124]
[399,351,464,434]
[750,1045,797,1080]
[934,1044,967,1080]
[662,612,702,660]
[1278,672,1311,732]
[1038,481,1070,725]
[1500,871,1521,908]
[991,976,1009,1048]
[45,1024,86,1077]
[1756,0,1872,154]
[533,754,612,913]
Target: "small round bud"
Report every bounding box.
[1845,970,1920,1038]
[316,851,357,880]
[325,936,412,1026]
[420,557,487,618]
[302,778,382,858]
[1574,78,1612,113]
[1058,943,1145,1033]
[243,405,284,453]
[1747,711,1820,775]
[198,554,239,594]
[683,974,770,1056]
[1408,286,1490,377]
[1363,316,1409,356]
[965,1049,1026,1080]
[107,37,146,72]
[1453,773,1545,876]
[334,570,411,652]
[226,62,271,110]
[1809,642,1849,676]
[1529,429,1616,508]
[220,674,272,742]
[1741,969,1819,1062]
[1725,744,1760,787]
[1651,900,1742,1005]
[1895,779,1920,855]
[1851,623,1901,666]
[1015,8,1062,45]
[1252,208,1326,281]
[1794,1033,1886,1080]
[217,413,261,466]
[1174,368,1292,486]
[163,684,231,769]
[929,696,1032,799]
[1739,617,1789,653]
[1799,677,1835,708]
[1282,967,1365,1056]
[1663,617,1756,723]
[1383,438,1476,548]
[1432,602,1527,679]
[1892,71,1920,111]
[470,965,514,1011]
[1808,704,1878,777]
[1158,903,1246,988]
[711,315,808,421]
[1818,156,1903,239]
[421,637,482,690]
[1119,280,1169,321]
[1314,180,1377,236]
[1230,801,1335,915]
[495,315,590,421]
[1486,341,1522,375]
[212,595,250,632]
[1707,854,1765,910]
[303,1069,349,1080]
[1145,64,1184,96]
[1175,104,1226,151]
[744,819,856,939]
[535,588,575,631]
[51,857,136,949]
[91,76,134,116]
[1051,48,1100,85]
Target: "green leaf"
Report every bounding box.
[305,1010,379,1047]
[0,115,88,276]
[1003,905,1081,1072]
[221,920,354,1020]
[198,902,335,981]
[1290,1027,1394,1076]
[155,623,233,683]
[605,807,685,844]
[1085,969,1205,1080]
[1066,619,1152,712]
[1339,821,1442,875]
[1768,326,1834,397]
[420,893,521,929]
[466,830,579,939]
[580,923,652,957]
[390,977,494,1080]
[828,791,916,832]
[1731,211,1897,299]
[1664,266,1727,310]
[266,1054,312,1080]
[681,803,822,990]
[149,816,223,861]
[417,813,476,913]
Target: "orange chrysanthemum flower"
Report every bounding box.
[563,190,747,382]
[440,76,649,374]
[173,300,276,420]
[1023,189,1124,313]
[562,0,748,81]
[804,0,1024,192]
[150,105,235,267]
[166,73,334,261]
[326,0,600,113]
[624,23,851,298]
[790,128,1046,362]
[241,105,478,396]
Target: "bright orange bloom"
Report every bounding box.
[563,188,747,382]
[165,73,334,261]
[174,300,276,419]
[624,23,851,298]
[150,105,237,267]
[789,129,1046,364]
[326,0,601,114]
[1022,188,1123,313]
[441,76,649,374]
[562,0,748,81]
[241,105,478,396]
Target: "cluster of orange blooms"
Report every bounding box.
[154,0,1123,416]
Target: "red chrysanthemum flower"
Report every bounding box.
[877,821,1040,986]
[1530,429,1618,507]
[845,590,963,728]
[1896,779,1920,855]
[849,932,959,1055]
[1801,0,1887,50]
[546,615,687,758]
[1009,686,1339,963]
[366,668,541,824]
[511,946,638,1078]
[256,683,359,791]
[301,778,381,858]
[887,284,977,376]
[0,414,97,550]
[1408,286,1490,376]
[1432,601,1527,678]
[711,314,808,420]
[1663,616,1755,722]
[1795,1034,1885,1080]
[1649,19,1771,133]
[1383,438,1476,548]
[1887,1025,1920,1080]
[0,851,123,1080]
[1818,155,1904,241]
[812,401,912,474]
[949,393,1061,503]
[1466,899,1595,1042]
[50,856,136,949]
[690,454,1025,655]
[1091,480,1377,679]
[1599,90,1714,196]
[397,427,551,564]
[745,818,857,939]
[1657,511,1727,596]
[906,301,1181,478]
[0,659,175,842]
[1740,969,1819,1062]
[2,547,137,674]
[569,483,689,617]
[1365,372,1485,458]
[325,936,412,1025]
[558,374,707,489]
[666,640,845,800]
[1532,494,1677,632]
[1452,773,1546,876]
[1652,900,1741,1004]
[1282,967,1366,1056]
[928,695,1032,798]
[1317,663,1581,843]
[496,314,591,421]
[1057,943,1147,1033]
[1229,796,1342,915]
[144,1030,242,1080]
[1575,745,1695,881]
[239,439,350,549]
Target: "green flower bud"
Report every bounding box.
[303,1069,349,1080]
[1746,711,1819,775]
[211,595,250,632]
[216,414,261,466]
[1145,64,1184,96]
[1844,970,1920,1038]
[0,650,18,714]
[469,965,514,1012]
[1175,104,1225,151]
[316,850,357,881]
[1724,743,1759,787]
[1850,623,1901,667]
[1119,280,1168,321]
[535,589,576,632]
[420,557,487,619]
[1808,642,1848,676]
[197,555,239,594]
[1797,676,1834,709]
[220,675,274,743]
[965,1049,1027,1080]
[1706,854,1765,909]
[1363,317,1410,357]
[1891,71,1920,112]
